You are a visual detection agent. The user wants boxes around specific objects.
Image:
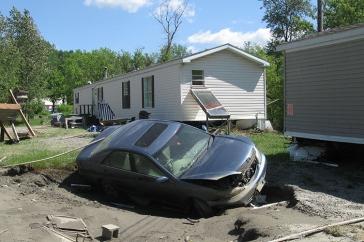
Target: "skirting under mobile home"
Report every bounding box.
[277,24,364,144]
[73,44,269,126]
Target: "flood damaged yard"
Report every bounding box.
[0,126,363,242]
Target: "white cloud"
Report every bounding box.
[186,45,198,53]
[84,0,151,13]
[187,28,272,46]
[154,0,195,19]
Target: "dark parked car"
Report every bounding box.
[76,120,267,217]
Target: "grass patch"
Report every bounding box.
[3,150,78,169]
[1,126,291,170]
[0,127,90,169]
[232,130,291,163]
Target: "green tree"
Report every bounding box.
[59,48,157,103]
[324,0,364,29]
[154,0,188,62]
[157,44,191,62]
[6,7,51,99]
[132,48,154,70]
[0,12,21,102]
[260,0,315,42]
[119,51,134,73]
[46,49,67,111]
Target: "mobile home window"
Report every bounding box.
[192,70,204,86]
[142,76,154,108]
[97,87,104,102]
[75,92,79,104]
[122,81,130,109]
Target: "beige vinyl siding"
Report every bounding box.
[180,50,266,121]
[285,38,364,140]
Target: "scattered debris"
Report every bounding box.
[268,217,364,242]
[288,144,325,161]
[47,215,88,231]
[29,223,42,229]
[250,201,289,210]
[0,228,8,235]
[102,224,120,240]
[44,215,93,242]
[183,218,200,225]
[6,165,32,176]
[42,225,75,242]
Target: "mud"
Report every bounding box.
[0,161,363,241]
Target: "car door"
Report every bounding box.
[101,150,140,194]
[130,152,184,204]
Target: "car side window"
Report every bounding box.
[103,151,132,171]
[131,153,164,177]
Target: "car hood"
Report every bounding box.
[180,135,255,180]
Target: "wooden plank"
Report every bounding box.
[0,103,21,110]
[0,110,18,122]
[0,127,4,142]
[9,90,36,137]
[11,122,19,142]
[0,122,12,141]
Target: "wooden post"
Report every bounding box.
[9,90,36,137]
[10,122,19,142]
[0,122,12,141]
[0,125,4,142]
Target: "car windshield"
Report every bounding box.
[153,125,210,177]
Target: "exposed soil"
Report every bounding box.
[266,160,364,220]
[0,159,363,242]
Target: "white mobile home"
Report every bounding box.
[73,44,269,126]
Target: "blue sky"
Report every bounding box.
[0,0,316,53]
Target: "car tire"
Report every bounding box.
[192,198,214,218]
[101,180,119,200]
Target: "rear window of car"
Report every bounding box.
[135,123,168,147]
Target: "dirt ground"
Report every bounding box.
[0,157,363,242]
[0,127,363,241]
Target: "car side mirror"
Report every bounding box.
[201,125,208,132]
[155,176,169,183]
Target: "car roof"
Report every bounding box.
[106,119,183,155]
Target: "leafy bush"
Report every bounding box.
[23,99,46,119]
[57,104,73,115]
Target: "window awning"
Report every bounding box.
[190,88,230,119]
